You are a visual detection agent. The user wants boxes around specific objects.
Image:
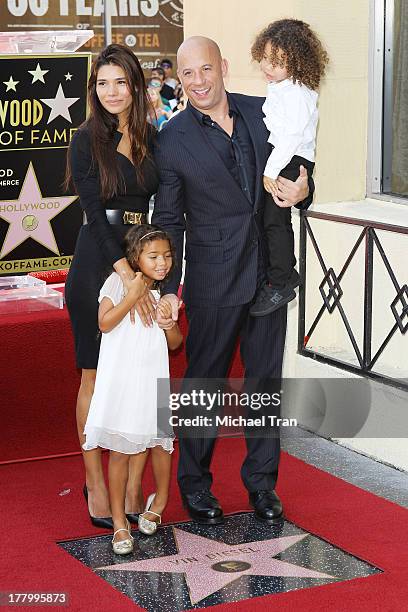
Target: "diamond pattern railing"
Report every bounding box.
[298,211,408,391]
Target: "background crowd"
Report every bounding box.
[147,58,185,129]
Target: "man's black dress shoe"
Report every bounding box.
[182,489,224,524]
[83,485,113,529]
[249,490,284,524]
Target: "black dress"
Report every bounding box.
[65,127,159,369]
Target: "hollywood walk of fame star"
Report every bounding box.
[41,84,80,125]
[98,528,335,605]
[3,76,19,92]
[28,63,49,84]
[65,72,73,81]
[0,163,77,259]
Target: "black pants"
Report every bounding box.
[264,155,315,288]
[177,300,287,494]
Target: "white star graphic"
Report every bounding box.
[65,72,73,81]
[98,528,335,605]
[41,84,80,124]
[3,76,19,92]
[28,63,49,84]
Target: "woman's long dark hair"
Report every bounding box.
[66,44,153,200]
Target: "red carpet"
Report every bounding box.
[1,439,407,611]
[29,269,69,284]
[1,305,244,463]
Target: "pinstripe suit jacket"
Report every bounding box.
[152,93,310,307]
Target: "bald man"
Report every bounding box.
[152,37,313,525]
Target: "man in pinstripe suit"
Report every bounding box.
[152,37,313,525]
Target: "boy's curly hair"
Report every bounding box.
[251,19,329,90]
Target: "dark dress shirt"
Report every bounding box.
[188,94,256,204]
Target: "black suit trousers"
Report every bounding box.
[177,301,287,494]
[264,155,315,287]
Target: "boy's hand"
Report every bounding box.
[263,175,279,196]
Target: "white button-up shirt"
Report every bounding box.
[262,78,318,179]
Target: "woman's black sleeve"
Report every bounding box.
[70,129,124,266]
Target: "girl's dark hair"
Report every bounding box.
[124,224,175,289]
[251,19,329,90]
[66,44,154,200]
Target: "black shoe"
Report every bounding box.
[182,489,224,524]
[249,490,284,524]
[250,283,296,317]
[289,269,301,289]
[83,485,113,529]
[125,513,140,524]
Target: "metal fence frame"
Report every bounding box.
[298,210,408,391]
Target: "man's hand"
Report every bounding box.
[272,165,309,208]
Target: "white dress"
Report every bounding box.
[83,272,174,454]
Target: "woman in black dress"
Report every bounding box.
[65,44,158,527]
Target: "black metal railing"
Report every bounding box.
[298,210,408,391]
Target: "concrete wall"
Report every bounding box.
[184,0,369,204]
[184,1,408,471]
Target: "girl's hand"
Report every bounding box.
[157,298,172,319]
[157,315,175,330]
[159,294,180,321]
[156,297,179,329]
[127,272,147,301]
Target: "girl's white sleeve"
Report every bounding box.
[264,88,316,179]
[98,272,124,305]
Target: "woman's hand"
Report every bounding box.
[134,290,157,327]
[126,273,156,325]
[113,258,138,323]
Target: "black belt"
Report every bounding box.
[83,210,148,225]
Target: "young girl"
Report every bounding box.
[250,19,329,317]
[83,224,183,555]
